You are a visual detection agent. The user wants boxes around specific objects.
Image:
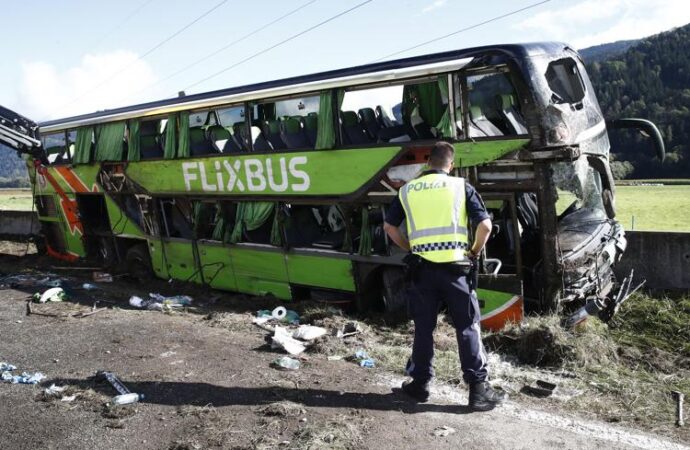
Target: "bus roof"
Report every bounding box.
[40,41,570,132]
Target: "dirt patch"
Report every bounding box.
[292,412,371,450]
[257,401,306,418]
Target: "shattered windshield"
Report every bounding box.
[553,157,606,219]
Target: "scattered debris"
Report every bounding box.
[43,384,66,397]
[81,283,98,290]
[33,287,67,303]
[433,425,456,437]
[271,326,307,356]
[0,362,17,371]
[337,321,362,338]
[673,391,685,427]
[327,355,344,361]
[1,370,45,384]
[0,274,62,289]
[349,350,375,368]
[293,325,328,341]
[522,380,558,398]
[271,356,301,371]
[95,370,144,406]
[254,307,300,326]
[92,272,113,282]
[129,293,193,311]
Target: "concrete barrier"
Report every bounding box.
[615,231,690,290]
[0,210,41,239]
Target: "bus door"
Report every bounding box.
[476,193,524,331]
[154,198,202,283]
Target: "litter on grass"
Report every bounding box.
[33,287,67,303]
[350,350,375,368]
[272,326,307,356]
[1,371,46,384]
[254,307,300,325]
[129,293,193,311]
[0,362,17,371]
[44,384,66,397]
[271,356,301,370]
[293,325,328,341]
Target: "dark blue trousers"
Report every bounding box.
[405,262,488,384]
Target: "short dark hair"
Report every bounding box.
[428,141,455,168]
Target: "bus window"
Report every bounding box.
[250,95,319,151]
[464,69,528,137]
[284,204,347,250]
[213,105,246,153]
[42,132,68,164]
[159,198,193,239]
[545,58,586,105]
[187,110,220,157]
[340,77,450,145]
[66,130,76,162]
[139,119,164,159]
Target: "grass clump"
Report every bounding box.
[292,414,367,450]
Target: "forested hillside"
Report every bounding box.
[0,145,30,188]
[585,23,690,179]
[580,39,639,63]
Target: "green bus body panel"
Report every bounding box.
[197,243,238,292]
[105,195,145,237]
[285,253,355,292]
[160,240,201,283]
[453,139,528,167]
[476,288,515,315]
[124,147,403,196]
[148,240,168,279]
[229,247,291,299]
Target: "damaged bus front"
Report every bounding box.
[487,44,664,322]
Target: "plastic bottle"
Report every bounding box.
[111,393,141,405]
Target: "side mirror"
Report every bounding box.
[606,118,665,161]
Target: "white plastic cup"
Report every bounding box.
[272,306,287,320]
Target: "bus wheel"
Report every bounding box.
[381,267,407,324]
[126,244,152,282]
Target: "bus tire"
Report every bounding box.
[381,267,407,324]
[126,244,153,282]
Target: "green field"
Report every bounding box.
[615,184,690,232]
[0,189,33,211]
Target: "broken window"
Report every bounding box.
[41,132,69,164]
[284,204,348,250]
[159,198,194,239]
[552,158,606,218]
[545,58,585,105]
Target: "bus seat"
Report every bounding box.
[189,127,218,156]
[280,116,310,149]
[222,128,244,153]
[207,125,231,152]
[375,105,395,127]
[251,125,273,151]
[232,122,251,151]
[496,94,528,135]
[304,112,318,147]
[358,108,381,140]
[140,120,163,158]
[263,119,286,150]
[468,106,503,137]
[340,111,372,145]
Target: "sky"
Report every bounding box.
[2,0,688,122]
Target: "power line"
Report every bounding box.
[137,0,317,97]
[184,0,373,91]
[89,0,157,51]
[47,0,229,119]
[372,0,552,62]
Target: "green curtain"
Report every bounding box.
[358,207,372,256]
[339,205,352,253]
[315,89,344,149]
[415,81,445,127]
[229,202,275,244]
[178,111,190,158]
[127,119,141,162]
[164,114,177,159]
[435,76,453,138]
[94,121,125,162]
[270,204,284,246]
[73,127,94,164]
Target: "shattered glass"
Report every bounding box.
[552,157,605,217]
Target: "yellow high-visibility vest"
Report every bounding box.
[399,172,469,263]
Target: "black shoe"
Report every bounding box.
[468,381,507,412]
[401,379,430,402]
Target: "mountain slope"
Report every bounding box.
[586,23,690,178]
[580,39,639,63]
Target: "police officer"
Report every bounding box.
[383,141,506,412]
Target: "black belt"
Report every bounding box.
[419,258,471,275]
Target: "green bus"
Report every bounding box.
[1,42,664,329]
